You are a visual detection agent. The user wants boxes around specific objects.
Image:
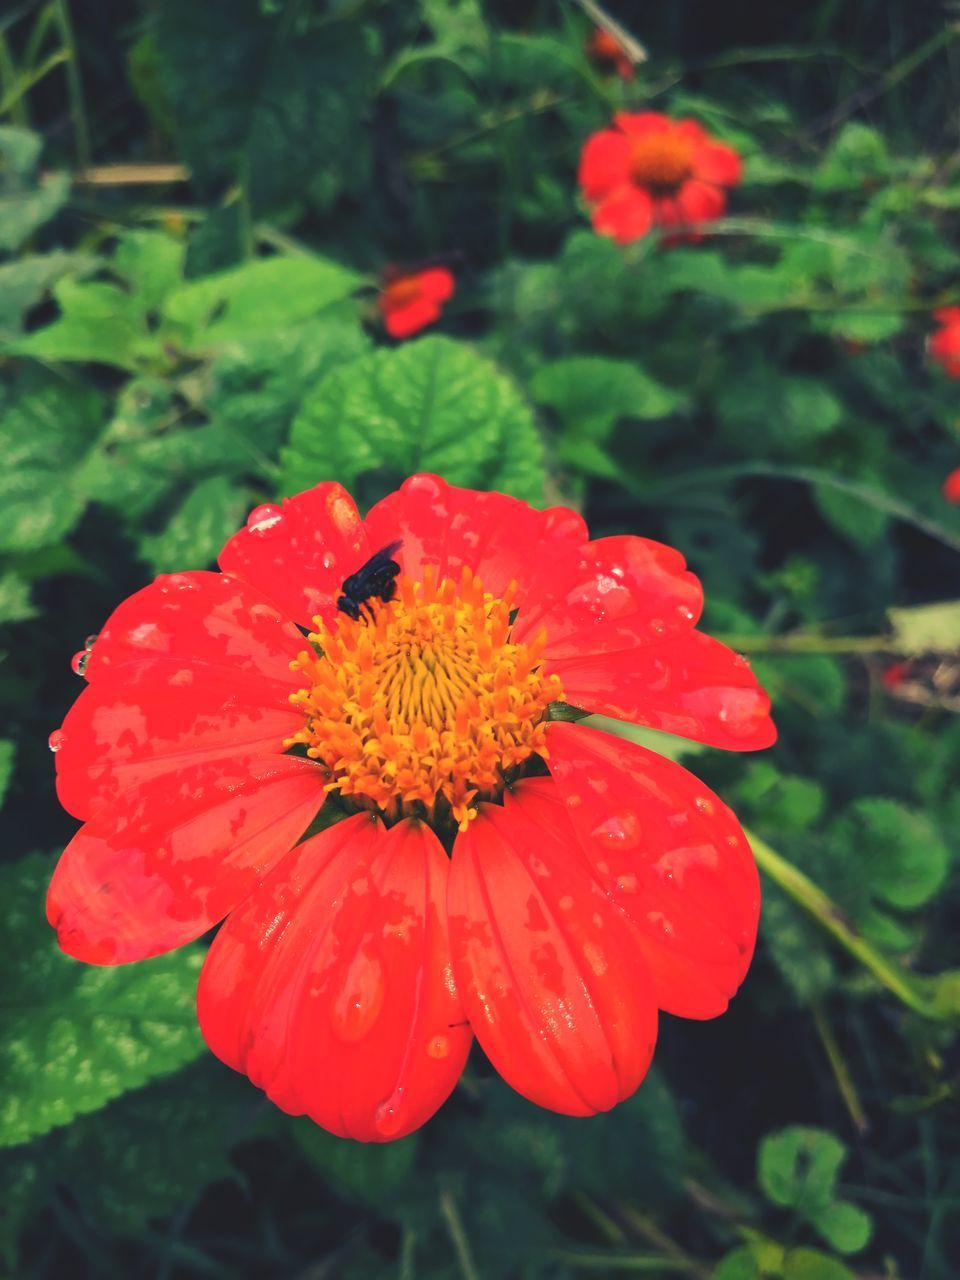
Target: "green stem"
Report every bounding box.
[811,999,869,1134]
[52,0,90,170]
[745,828,949,1021]
[717,633,889,656]
[438,1189,479,1280]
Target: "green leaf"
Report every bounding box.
[0,573,36,624]
[813,476,890,548]
[530,356,687,440]
[716,369,844,455]
[736,762,825,832]
[757,1127,872,1256]
[761,885,836,1004]
[282,336,545,504]
[138,475,249,573]
[0,127,70,252]
[0,376,105,553]
[154,1,378,215]
[0,253,96,341]
[888,599,960,654]
[8,278,148,370]
[291,1120,419,1205]
[164,254,363,350]
[830,798,948,912]
[57,1059,256,1233]
[0,854,205,1149]
[112,229,187,313]
[814,123,890,192]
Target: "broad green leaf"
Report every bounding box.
[830,798,948,912]
[888,599,960,654]
[761,886,836,1004]
[736,762,825,832]
[0,253,96,340]
[282,336,545,504]
[163,254,363,350]
[8,278,148,370]
[758,1127,872,1256]
[0,127,70,252]
[716,369,844,455]
[814,123,890,191]
[155,1,378,215]
[56,1060,256,1232]
[112,229,187,313]
[138,475,249,573]
[531,356,687,440]
[0,855,205,1149]
[782,1249,858,1280]
[813,476,889,548]
[291,1120,419,1204]
[0,574,36,624]
[0,377,105,553]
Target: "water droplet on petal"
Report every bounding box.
[321,550,337,570]
[427,1034,450,1059]
[84,633,99,649]
[48,730,66,752]
[695,795,715,816]
[649,617,665,635]
[677,605,695,621]
[592,810,641,849]
[70,649,89,677]
[246,504,284,537]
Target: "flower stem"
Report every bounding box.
[438,1189,479,1280]
[745,827,957,1022]
[718,633,889,655]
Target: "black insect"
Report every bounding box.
[337,541,403,622]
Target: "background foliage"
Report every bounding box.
[2,1,960,1276]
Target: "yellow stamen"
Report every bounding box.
[286,565,564,832]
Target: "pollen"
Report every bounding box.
[286,565,564,832]
[630,132,693,191]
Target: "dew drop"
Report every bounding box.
[427,1034,450,1059]
[321,550,337,570]
[592,810,641,849]
[677,605,695,621]
[695,795,715,816]
[84,633,99,649]
[246,504,284,537]
[48,730,66,752]
[70,649,89,677]
[733,653,750,669]
[649,617,665,635]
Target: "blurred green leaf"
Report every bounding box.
[0,127,70,253]
[138,475,248,573]
[282,335,545,503]
[0,740,13,809]
[0,573,36,624]
[758,1127,871,1255]
[0,855,205,1149]
[291,1120,419,1205]
[531,356,687,439]
[829,798,948,912]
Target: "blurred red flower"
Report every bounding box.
[586,26,634,80]
[929,307,960,377]
[379,267,455,339]
[943,466,960,503]
[579,112,742,245]
[47,475,775,1142]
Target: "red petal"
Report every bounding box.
[549,630,777,751]
[47,755,325,964]
[448,782,658,1116]
[416,267,456,303]
[384,297,443,338]
[55,662,303,820]
[546,722,760,1018]
[673,119,708,148]
[513,534,703,660]
[198,814,471,1141]
[363,474,586,608]
[219,483,369,629]
[84,571,303,686]
[613,112,671,138]
[591,185,655,243]
[933,306,960,326]
[676,179,727,224]
[578,129,633,202]
[691,140,742,187]
[943,467,960,503]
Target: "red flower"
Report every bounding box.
[882,661,910,690]
[578,112,742,245]
[586,27,634,80]
[929,307,960,377]
[943,466,960,503]
[47,475,775,1141]
[378,267,455,339]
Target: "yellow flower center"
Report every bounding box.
[286,565,564,832]
[630,131,692,191]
